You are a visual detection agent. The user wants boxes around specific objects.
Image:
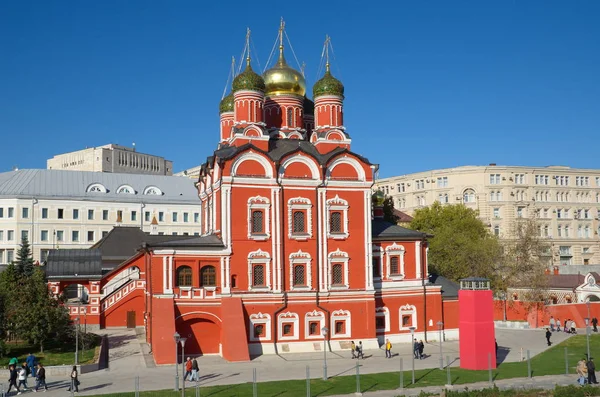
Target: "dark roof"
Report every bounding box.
[371,218,428,240]
[546,274,586,289]
[146,234,225,249]
[45,249,102,279]
[393,209,413,223]
[429,274,459,299]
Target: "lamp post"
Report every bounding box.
[437,321,444,370]
[409,326,416,384]
[173,332,180,391]
[74,317,80,365]
[585,317,591,360]
[321,326,328,381]
[180,337,187,397]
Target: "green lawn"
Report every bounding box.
[3,336,100,367]
[85,334,600,397]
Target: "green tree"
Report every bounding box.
[0,263,20,339]
[15,237,35,277]
[371,193,399,224]
[409,202,502,282]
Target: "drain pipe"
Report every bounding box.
[421,238,428,342]
[315,167,330,347]
[273,161,288,354]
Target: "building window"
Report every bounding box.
[335,321,345,334]
[326,195,349,238]
[56,230,64,242]
[254,324,264,338]
[194,213,199,223]
[101,210,108,221]
[437,177,448,187]
[116,185,134,194]
[145,211,151,222]
[489,174,501,184]
[247,196,270,240]
[252,264,265,287]
[249,313,271,341]
[231,275,237,288]
[463,189,476,203]
[6,250,14,263]
[293,211,305,233]
[493,225,500,236]
[287,107,293,127]
[372,256,381,278]
[493,208,500,218]
[288,197,312,239]
[183,212,189,223]
[293,264,306,286]
[22,207,29,219]
[21,230,29,241]
[0,208,4,218]
[514,174,525,184]
[331,264,343,286]
[88,209,94,220]
[41,208,48,219]
[309,321,319,336]
[177,266,192,287]
[438,193,449,203]
[73,209,79,220]
[41,230,48,242]
[58,208,64,219]
[376,317,385,329]
[251,210,264,233]
[159,212,164,222]
[117,210,123,222]
[375,307,390,332]
[402,315,412,327]
[172,212,178,222]
[131,211,137,222]
[517,207,525,218]
[385,243,406,278]
[329,211,342,233]
[283,323,293,336]
[7,207,14,218]
[87,231,94,242]
[390,257,400,275]
[398,183,406,192]
[7,230,14,241]
[102,231,109,238]
[399,304,417,330]
[72,230,79,242]
[200,266,216,287]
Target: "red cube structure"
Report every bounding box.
[459,278,496,370]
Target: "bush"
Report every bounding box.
[553,384,599,397]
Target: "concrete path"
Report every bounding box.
[0,328,582,396]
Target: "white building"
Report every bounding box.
[47,144,173,175]
[0,169,201,263]
[375,164,600,267]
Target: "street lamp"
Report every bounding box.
[409,326,416,384]
[321,326,328,381]
[173,332,180,391]
[437,321,444,370]
[180,337,187,397]
[74,317,80,365]
[585,317,591,360]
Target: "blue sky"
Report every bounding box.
[1,1,598,178]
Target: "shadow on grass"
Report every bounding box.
[82,383,112,392]
[313,386,334,396]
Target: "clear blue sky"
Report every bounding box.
[1,1,599,178]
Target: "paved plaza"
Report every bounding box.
[0,327,580,396]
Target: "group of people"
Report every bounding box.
[413,339,425,359]
[577,357,598,386]
[548,316,586,334]
[183,357,200,382]
[6,353,79,395]
[350,341,365,359]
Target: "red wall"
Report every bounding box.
[495,300,600,329]
[460,290,496,370]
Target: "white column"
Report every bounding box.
[365,189,374,291]
[162,256,169,293]
[415,241,422,279]
[274,187,282,292]
[271,188,279,292]
[220,256,228,293]
[168,256,174,291]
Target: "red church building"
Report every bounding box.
[46,26,455,364]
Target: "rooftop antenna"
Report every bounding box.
[222,56,235,99]
[300,61,306,78]
[246,27,251,66]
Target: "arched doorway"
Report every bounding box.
[176,316,221,356]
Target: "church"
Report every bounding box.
[46,24,456,364]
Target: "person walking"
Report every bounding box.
[184,357,193,381]
[564,319,569,333]
[418,340,425,359]
[413,339,419,359]
[549,316,555,332]
[385,339,392,358]
[66,365,79,393]
[556,318,562,332]
[34,362,48,392]
[545,328,552,346]
[577,358,588,385]
[17,363,29,391]
[357,341,364,359]
[587,357,598,384]
[6,364,21,395]
[571,320,578,334]
[593,317,598,333]
[191,357,199,382]
[26,353,37,379]
[351,341,357,359]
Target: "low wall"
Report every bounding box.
[494,300,600,329]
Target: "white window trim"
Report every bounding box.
[116,184,135,194]
[143,185,163,195]
[328,248,349,290]
[247,196,271,241]
[277,312,299,341]
[289,250,312,290]
[304,310,325,340]
[288,197,312,240]
[385,243,406,280]
[248,249,271,291]
[330,309,351,338]
[249,312,271,342]
[326,195,349,239]
[399,304,417,331]
[86,183,107,193]
[375,307,390,332]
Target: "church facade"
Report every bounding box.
[48,27,455,364]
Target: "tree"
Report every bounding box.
[409,202,502,282]
[15,237,35,277]
[371,193,399,224]
[0,263,20,339]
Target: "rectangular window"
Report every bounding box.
[56,230,64,242]
[183,213,189,223]
[292,211,306,233]
[22,207,29,219]
[57,208,64,219]
[41,208,48,219]
[7,230,14,241]
[437,177,448,188]
[6,250,14,263]
[144,211,151,222]
[0,249,4,264]
[41,230,48,242]
[0,208,3,217]
[21,230,29,241]
[87,231,94,242]
[372,257,381,278]
[516,207,524,218]
[159,212,164,222]
[102,210,109,221]
[332,263,343,286]
[335,320,345,335]
[194,212,199,223]
[8,207,14,218]
[493,208,500,218]
[172,212,178,222]
[494,225,500,236]
[375,316,386,329]
[131,211,137,222]
[252,264,265,287]
[88,209,94,220]
[489,174,501,184]
[72,230,79,242]
[73,209,79,220]
[390,257,400,275]
[397,183,405,192]
[329,211,342,233]
[293,264,306,286]
[117,210,123,221]
[253,324,265,338]
[309,321,319,336]
[251,210,264,234]
[0,231,3,240]
[402,315,412,327]
[282,323,293,336]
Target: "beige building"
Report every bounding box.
[174,165,201,180]
[47,144,173,175]
[375,164,600,267]
[0,169,201,263]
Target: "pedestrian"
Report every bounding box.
[191,357,199,382]
[545,328,552,346]
[593,317,598,333]
[571,320,578,334]
[6,364,21,395]
[587,357,598,384]
[357,341,364,359]
[34,362,48,392]
[26,352,37,378]
[556,318,562,332]
[351,341,356,359]
[549,316,555,332]
[577,358,588,385]
[413,339,419,359]
[564,319,569,333]
[66,365,79,393]
[18,363,29,391]
[385,339,392,358]
[418,340,425,359]
[184,357,192,381]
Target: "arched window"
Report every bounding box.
[287,108,293,127]
[200,266,216,287]
[293,211,305,233]
[463,189,476,203]
[329,211,342,233]
[87,183,107,193]
[117,185,135,194]
[143,186,162,195]
[293,264,305,286]
[177,266,192,287]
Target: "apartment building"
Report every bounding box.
[375,165,600,266]
[0,169,201,263]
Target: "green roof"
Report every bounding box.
[232,63,265,93]
[313,69,344,98]
[219,92,234,113]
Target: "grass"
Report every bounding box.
[84,334,600,397]
[2,335,101,367]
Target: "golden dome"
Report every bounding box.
[263,46,306,97]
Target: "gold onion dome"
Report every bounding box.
[219,92,234,113]
[232,60,266,93]
[263,47,306,97]
[313,64,344,99]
